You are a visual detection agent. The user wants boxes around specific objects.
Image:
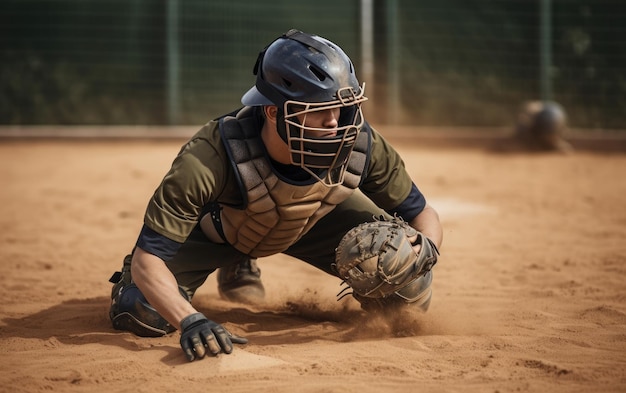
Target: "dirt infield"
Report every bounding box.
[1,133,625,392]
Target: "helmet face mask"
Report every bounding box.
[283,84,367,186]
[242,29,368,187]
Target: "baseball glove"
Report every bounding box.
[333,216,438,299]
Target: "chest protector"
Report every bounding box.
[218,107,370,257]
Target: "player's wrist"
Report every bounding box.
[180,312,208,332]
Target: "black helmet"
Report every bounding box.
[242,29,368,186]
[534,101,567,136]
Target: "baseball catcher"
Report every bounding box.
[334,216,439,312]
[108,29,444,361]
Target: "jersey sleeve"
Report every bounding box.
[388,183,426,222]
[136,224,183,261]
[360,127,426,221]
[142,122,232,244]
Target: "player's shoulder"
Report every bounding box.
[167,120,231,180]
[177,120,226,158]
[365,122,390,145]
[366,122,401,156]
[187,120,222,147]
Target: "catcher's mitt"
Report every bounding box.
[333,216,438,299]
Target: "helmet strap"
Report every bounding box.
[275,107,289,145]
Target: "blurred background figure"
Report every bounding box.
[513,100,573,153]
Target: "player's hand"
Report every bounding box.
[408,232,422,254]
[179,312,248,361]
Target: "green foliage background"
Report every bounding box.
[1,0,624,129]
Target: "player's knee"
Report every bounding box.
[109,283,188,337]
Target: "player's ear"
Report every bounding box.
[263,105,278,122]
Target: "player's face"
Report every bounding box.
[296,107,340,138]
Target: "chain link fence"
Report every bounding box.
[1,0,624,130]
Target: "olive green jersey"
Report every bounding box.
[143,111,415,249]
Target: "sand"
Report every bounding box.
[0,134,625,393]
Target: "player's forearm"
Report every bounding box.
[131,247,197,330]
[409,204,443,249]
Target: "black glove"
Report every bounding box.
[179,312,248,361]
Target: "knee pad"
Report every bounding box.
[109,283,189,337]
[394,270,433,310]
[355,271,433,313]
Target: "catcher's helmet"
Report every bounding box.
[516,100,570,151]
[533,101,567,136]
[242,29,368,186]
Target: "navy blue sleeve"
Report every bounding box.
[136,224,183,262]
[386,183,426,223]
